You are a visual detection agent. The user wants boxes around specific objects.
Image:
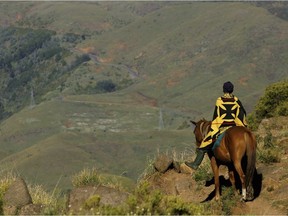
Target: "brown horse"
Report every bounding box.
[190,119,257,201]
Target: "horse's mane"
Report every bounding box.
[199,118,211,124]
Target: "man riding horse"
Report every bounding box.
[185,81,247,170]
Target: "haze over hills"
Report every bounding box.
[0,1,287,190]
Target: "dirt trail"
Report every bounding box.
[148,142,288,215]
[244,196,285,215]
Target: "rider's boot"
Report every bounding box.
[185,148,206,170]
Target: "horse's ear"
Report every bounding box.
[190,120,197,131]
[190,120,197,126]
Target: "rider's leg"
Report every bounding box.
[185,145,211,170]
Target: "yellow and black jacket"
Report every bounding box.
[200,93,247,149]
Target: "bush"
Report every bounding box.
[95,80,116,93]
[255,80,288,121]
[275,101,288,116]
[0,171,18,214]
[28,184,66,215]
[84,180,207,215]
[0,172,65,215]
[193,159,213,182]
[247,80,288,129]
[257,148,281,164]
[258,131,281,164]
[125,181,206,215]
[83,195,101,210]
[71,168,100,187]
[246,113,259,131]
[221,187,238,215]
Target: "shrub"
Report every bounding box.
[275,101,288,116]
[221,187,238,215]
[125,181,207,215]
[263,131,274,149]
[258,131,281,164]
[28,184,66,215]
[246,113,259,131]
[257,148,281,164]
[95,80,116,93]
[83,195,101,210]
[247,80,288,129]
[193,159,213,182]
[163,195,207,215]
[85,180,207,215]
[71,168,100,187]
[255,80,288,121]
[0,171,18,214]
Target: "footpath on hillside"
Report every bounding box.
[147,151,287,215]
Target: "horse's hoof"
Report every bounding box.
[246,195,254,201]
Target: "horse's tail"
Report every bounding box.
[245,130,257,200]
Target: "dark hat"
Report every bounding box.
[223,81,234,93]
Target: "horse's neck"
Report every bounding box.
[200,121,211,139]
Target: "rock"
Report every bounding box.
[18,204,45,215]
[146,169,207,203]
[67,185,129,213]
[173,161,181,173]
[179,163,194,174]
[3,205,18,215]
[3,178,32,214]
[153,154,173,173]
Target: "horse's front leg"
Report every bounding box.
[210,157,220,200]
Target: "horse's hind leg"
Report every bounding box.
[210,157,220,201]
[228,167,239,195]
[234,161,246,201]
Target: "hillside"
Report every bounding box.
[0,2,287,116]
[0,1,287,192]
[1,116,287,215]
[0,94,195,190]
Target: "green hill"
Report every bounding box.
[0,96,193,190]
[0,1,287,191]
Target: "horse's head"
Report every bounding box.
[190,118,211,147]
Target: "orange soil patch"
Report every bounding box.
[99,22,112,31]
[133,92,158,107]
[98,57,113,63]
[114,41,128,51]
[166,70,187,88]
[79,47,95,54]
[16,13,22,21]
[248,63,256,68]
[238,76,249,86]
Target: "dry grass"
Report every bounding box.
[71,167,100,187]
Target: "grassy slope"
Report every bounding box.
[71,2,288,117]
[0,2,288,190]
[0,96,193,190]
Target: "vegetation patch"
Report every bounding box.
[71,168,100,187]
[248,80,288,129]
[257,131,281,164]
